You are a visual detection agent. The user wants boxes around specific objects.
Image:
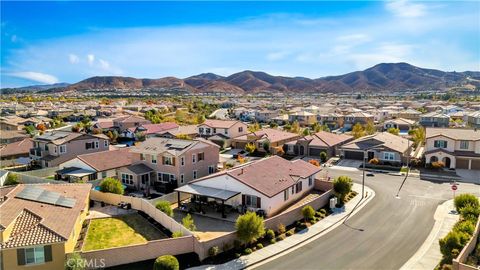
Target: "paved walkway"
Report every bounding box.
[189,183,375,270]
[400,200,459,270]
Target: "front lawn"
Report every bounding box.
[83,214,167,251]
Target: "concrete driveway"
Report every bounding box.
[456,169,480,184]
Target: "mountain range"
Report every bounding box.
[5,63,480,94]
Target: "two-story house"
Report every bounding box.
[344,112,374,129]
[466,111,480,128]
[419,112,450,128]
[29,131,110,168]
[425,128,480,170]
[126,137,220,193]
[288,111,316,126]
[197,119,248,148]
[113,115,151,133]
[317,113,345,130]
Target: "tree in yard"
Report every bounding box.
[175,134,192,140]
[262,141,270,153]
[269,121,278,128]
[290,121,301,134]
[182,214,196,231]
[36,123,47,131]
[320,152,327,163]
[301,205,315,221]
[439,230,470,262]
[365,120,376,135]
[411,127,426,148]
[195,114,206,124]
[387,127,400,136]
[454,194,479,213]
[153,255,179,270]
[309,159,320,167]
[351,123,366,139]
[245,143,256,154]
[4,173,20,186]
[99,177,124,195]
[235,212,265,245]
[24,125,36,136]
[302,128,310,136]
[333,176,353,203]
[156,201,173,217]
[248,122,261,132]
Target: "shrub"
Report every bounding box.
[431,161,445,169]
[208,246,220,257]
[65,252,85,270]
[276,234,286,241]
[99,177,124,195]
[319,209,327,215]
[235,212,265,244]
[222,243,231,252]
[333,176,353,203]
[320,152,327,163]
[439,230,470,262]
[277,223,286,235]
[459,204,480,222]
[295,223,307,232]
[182,214,196,231]
[302,206,315,221]
[172,231,183,238]
[441,264,453,270]
[256,243,263,249]
[245,143,256,154]
[265,229,276,240]
[156,201,173,217]
[286,230,293,237]
[368,158,379,165]
[309,159,320,167]
[235,253,241,258]
[233,240,242,250]
[4,173,19,186]
[244,248,253,255]
[153,255,179,270]
[454,194,479,213]
[269,238,276,244]
[453,220,475,236]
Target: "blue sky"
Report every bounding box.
[1,1,479,87]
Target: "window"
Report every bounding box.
[434,140,448,148]
[206,128,211,134]
[121,173,133,185]
[25,246,45,265]
[44,144,48,151]
[295,181,303,193]
[213,128,217,133]
[163,156,173,165]
[291,186,294,195]
[158,173,174,183]
[170,174,175,182]
[192,154,196,163]
[101,171,107,178]
[199,127,204,133]
[284,189,289,201]
[95,141,99,148]
[181,157,185,166]
[460,141,469,150]
[239,127,243,132]
[151,155,157,164]
[140,153,145,161]
[224,129,228,135]
[85,142,96,150]
[104,140,108,147]
[193,170,197,179]
[180,174,184,184]
[59,145,66,154]
[383,152,395,160]
[198,152,204,161]
[245,195,259,208]
[88,173,97,181]
[208,166,215,174]
[308,176,313,186]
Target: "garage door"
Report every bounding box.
[310,148,327,156]
[471,160,480,170]
[456,159,469,169]
[344,151,364,160]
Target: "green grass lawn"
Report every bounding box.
[45,176,55,180]
[83,214,167,251]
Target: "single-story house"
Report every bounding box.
[285,131,354,158]
[231,128,301,154]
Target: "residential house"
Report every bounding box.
[340,132,412,166]
[175,156,322,217]
[0,183,90,270]
[0,130,28,145]
[30,131,110,168]
[56,148,132,182]
[0,116,28,131]
[124,122,179,139]
[0,138,33,163]
[383,118,416,134]
[159,125,198,139]
[285,131,353,158]
[317,113,345,130]
[288,111,316,126]
[113,115,151,133]
[344,112,374,129]
[231,128,301,154]
[419,112,450,128]
[128,137,220,193]
[197,119,248,148]
[425,128,480,170]
[466,111,480,128]
[254,110,279,123]
[396,109,422,121]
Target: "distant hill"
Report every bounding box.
[6,63,480,94]
[1,82,70,94]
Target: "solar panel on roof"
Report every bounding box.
[15,186,76,208]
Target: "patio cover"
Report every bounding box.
[57,167,95,177]
[175,184,240,201]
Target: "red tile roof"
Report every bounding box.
[201,119,241,129]
[77,148,132,171]
[0,138,33,157]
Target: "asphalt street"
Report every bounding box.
[254,168,480,270]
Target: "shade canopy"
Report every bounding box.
[175,184,240,201]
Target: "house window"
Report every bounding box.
[213,128,217,133]
[180,174,184,184]
[151,155,157,164]
[308,176,313,186]
[88,173,97,181]
[460,141,469,150]
[104,140,108,147]
[192,154,196,163]
[59,145,66,154]
[170,174,175,182]
[208,166,215,174]
[163,156,173,165]
[434,140,448,148]
[95,141,99,148]
[206,128,211,134]
[198,152,204,161]
[199,127,204,133]
[245,195,259,208]
[101,171,107,178]
[140,153,145,161]
[193,170,197,179]
[25,246,45,265]
[181,157,185,166]
[158,173,171,183]
[383,152,395,160]
[284,189,289,201]
[44,144,48,151]
[224,129,228,135]
[239,127,243,132]
[295,181,303,193]
[291,186,294,195]
[121,173,133,185]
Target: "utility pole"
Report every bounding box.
[362,150,366,199]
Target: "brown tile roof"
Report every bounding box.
[0,138,33,158]
[342,132,411,153]
[426,128,480,141]
[113,115,150,124]
[302,131,353,147]
[76,148,132,171]
[201,119,241,129]
[0,184,90,249]
[233,128,299,144]
[0,130,28,140]
[129,122,179,135]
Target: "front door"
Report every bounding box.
[367,151,374,161]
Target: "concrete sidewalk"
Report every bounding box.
[400,200,459,270]
[189,183,375,270]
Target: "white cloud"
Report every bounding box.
[87,54,95,65]
[266,51,290,61]
[386,0,427,18]
[98,59,110,70]
[8,71,59,84]
[69,54,79,64]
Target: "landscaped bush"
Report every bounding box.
[235,212,265,245]
[295,223,307,232]
[319,209,327,215]
[99,177,124,195]
[302,205,315,221]
[286,230,293,237]
[244,248,253,255]
[208,246,220,257]
[439,230,470,262]
[182,214,196,231]
[454,194,480,213]
[155,201,173,217]
[172,231,183,238]
[269,238,276,244]
[277,223,286,235]
[459,204,480,222]
[265,229,275,240]
[256,243,263,249]
[453,220,475,236]
[333,176,353,203]
[431,161,445,169]
[276,234,286,241]
[320,152,327,163]
[309,159,320,167]
[368,158,379,165]
[153,255,179,270]
[4,173,19,186]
